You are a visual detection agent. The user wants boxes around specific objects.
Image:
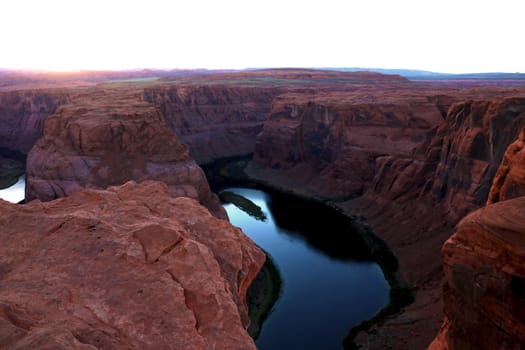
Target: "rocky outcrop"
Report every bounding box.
[0,90,70,158]
[0,181,264,350]
[144,85,278,163]
[487,128,525,204]
[429,196,525,350]
[429,132,525,350]
[26,89,225,218]
[428,97,525,221]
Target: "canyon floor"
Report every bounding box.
[1,69,525,349]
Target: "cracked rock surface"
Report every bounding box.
[0,180,264,350]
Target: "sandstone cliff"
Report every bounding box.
[0,181,264,350]
[429,132,525,350]
[144,85,278,163]
[428,98,525,221]
[429,195,525,350]
[25,88,225,218]
[0,90,69,158]
[487,128,525,204]
[252,90,445,198]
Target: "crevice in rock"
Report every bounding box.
[160,237,184,257]
[165,269,208,346]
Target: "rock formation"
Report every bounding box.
[0,90,69,158]
[429,195,525,350]
[429,131,525,350]
[252,90,445,198]
[428,98,525,221]
[144,85,279,163]
[487,128,525,204]
[0,181,264,350]
[25,88,225,218]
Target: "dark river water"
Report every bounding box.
[0,175,25,203]
[222,187,389,350]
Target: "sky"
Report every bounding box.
[1,0,523,73]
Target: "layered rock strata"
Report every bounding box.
[144,85,278,163]
[0,181,264,350]
[0,90,70,157]
[25,89,225,218]
[427,98,525,221]
[252,91,445,198]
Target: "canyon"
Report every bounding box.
[1,69,525,349]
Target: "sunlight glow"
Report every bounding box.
[1,0,523,73]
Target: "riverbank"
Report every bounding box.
[218,189,281,339]
[246,253,282,339]
[204,156,413,349]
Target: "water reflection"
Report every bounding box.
[0,175,25,203]
[222,187,389,350]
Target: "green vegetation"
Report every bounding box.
[247,253,282,339]
[219,191,267,221]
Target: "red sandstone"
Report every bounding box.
[0,181,264,350]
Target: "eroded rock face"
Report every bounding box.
[0,90,70,158]
[487,128,525,204]
[144,85,278,163]
[429,196,525,350]
[0,181,264,350]
[429,132,525,350]
[25,89,225,218]
[253,91,444,198]
[428,97,525,221]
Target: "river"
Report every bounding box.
[222,187,389,350]
[0,175,25,203]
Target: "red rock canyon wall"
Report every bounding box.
[25,88,225,218]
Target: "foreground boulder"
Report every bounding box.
[25,89,225,218]
[429,196,525,350]
[0,181,264,350]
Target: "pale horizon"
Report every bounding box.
[1,0,523,74]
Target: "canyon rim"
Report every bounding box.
[1,68,525,349]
